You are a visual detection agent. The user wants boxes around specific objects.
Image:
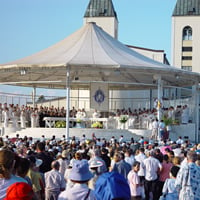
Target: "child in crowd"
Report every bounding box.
[160,165,180,200]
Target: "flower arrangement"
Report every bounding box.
[119,115,128,123]
[76,119,82,123]
[91,121,103,128]
[55,121,66,128]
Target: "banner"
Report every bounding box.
[90,83,109,111]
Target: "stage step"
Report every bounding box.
[5,127,148,142]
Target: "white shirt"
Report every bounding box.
[135,153,146,177]
[142,156,162,181]
[44,169,66,192]
[58,183,95,200]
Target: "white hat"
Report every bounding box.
[89,160,103,168]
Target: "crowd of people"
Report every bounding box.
[0,132,200,200]
[0,103,190,131]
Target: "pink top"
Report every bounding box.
[159,161,173,182]
[128,170,142,197]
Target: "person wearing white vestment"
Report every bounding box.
[76,109,82,119]
[181,105,189,124]
[31,110,38,128]
[11,107,19,128]
[92,110,101,118]
[20,109,26,128]
[2,107,9,128]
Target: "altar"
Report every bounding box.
[43,117,110,129]
[43,116,139,130]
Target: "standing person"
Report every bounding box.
[2,107,9,128]
[142,150,162,200]
[161,165,180,200]
[4,182,36,200]
[128,161,143,200]
[57,150,70,176]
[20,109,26,128]
[27,155,44,200]
[44,161,66,200]
[175,151,200,200]
[111,152,131,179]
[36,142,54,174]
[58,160,95,200]
[135,147,146,196]
[100,148,111,172]
[88,149,107,175]
[0,149,27,200]
[158,120,166,141]
[151,118,159,140]
[158,154,173,198]
[92,109,101,118]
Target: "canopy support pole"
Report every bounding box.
[192,83,199,142]
[66,67,70,141]
[157,76,163,121]
[32,86,36,108]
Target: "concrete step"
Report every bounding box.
[5,127,148,142]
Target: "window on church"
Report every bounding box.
[182,47,192,51]
[182,56,192,60]
[182,26,192,40]
[181,66,192,71]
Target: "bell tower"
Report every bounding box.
[172,0,200,73]
[83,0,118,39]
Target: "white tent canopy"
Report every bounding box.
[0,22,200,90]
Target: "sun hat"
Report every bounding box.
[4,182,34,200]
[69,160,93,181]
[89,160,103,168]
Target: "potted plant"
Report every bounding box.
[119,115,128,123]
[119,115,128,129]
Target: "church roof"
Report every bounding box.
[84,0,117,18]
[173,0,200,16]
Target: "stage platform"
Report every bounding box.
[0,123,197,142]
[1,127,151,142]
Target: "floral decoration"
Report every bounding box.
[55,121,66,128]
[119,115,128,123]
[91,121,103,128]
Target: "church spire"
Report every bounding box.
[84,0,117,19]
[173,0,200,16]
[83,0,118,39]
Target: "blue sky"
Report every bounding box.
[0,0,176,98]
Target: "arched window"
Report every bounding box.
[182,26,192,40]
